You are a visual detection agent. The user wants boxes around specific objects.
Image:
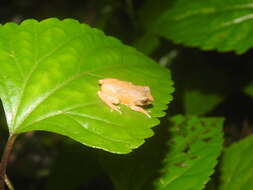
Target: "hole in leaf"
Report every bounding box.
[202,129,210,134]
[189,155,199,160]
[203,137,212,142]
[177,129,187,137]
[200,121,207,126]
[190,126,196,132]
[183,144,190,153]
[169,139,177,145]
[173,162,188,168]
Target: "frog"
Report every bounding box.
[98,78,154,117]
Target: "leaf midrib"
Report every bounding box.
[41,118,134,153]
[12,63,153,133]
[16,103,97,130]
[65,114,136,146]
[16,102,145,149]
[170,3,253,21]
[162,151,215,190]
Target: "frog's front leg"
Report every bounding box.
[98,91,121,113]
[129,105,151,118]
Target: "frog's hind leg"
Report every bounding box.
[98,91,121,114]
[129,105,151,118]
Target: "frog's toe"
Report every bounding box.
[130,105,151,118]
[111,106,122,114]
[115,106,122,114]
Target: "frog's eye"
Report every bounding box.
[143,87,150,92]
[140,97,149,103]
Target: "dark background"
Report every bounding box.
[0,0,252,189]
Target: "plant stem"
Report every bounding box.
[4,174,14,190]
[0,135,17,190]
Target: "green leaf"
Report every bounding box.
[99,115,224,190]
[138,0,172,30]
[184,90,223,115]
[219,135,253,190]
[133,33,160,55]
[156,0,253,53]
[0,18,173,154]
[244,81,253,97]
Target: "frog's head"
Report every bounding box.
[135,86,154,106]
[135,97,152,106]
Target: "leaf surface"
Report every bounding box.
[184,90,223,115]
[0,18,173,153]
[219,134,253,190]
[156,0,253,53]
[244,81,253,97]
[99,115,224,190]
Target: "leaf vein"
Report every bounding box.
[65,111,121,128]
[14,64,150,130]
[64,114,132,146]
[11,34,82,130]
[173,3,253,20]
[19,102,99,129]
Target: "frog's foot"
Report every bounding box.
[110,106,121,114]
[130,105,151,118]
[98,91,121,114]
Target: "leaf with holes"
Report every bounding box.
[99,115,223,190]
[156,0,253,53]
[0,18,173,154]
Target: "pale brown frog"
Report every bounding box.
[98,78,153,117]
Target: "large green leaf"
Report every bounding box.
[156,0,253,53]
[0,18,173,154]
[219,134,253,190]
[99,115,224,190]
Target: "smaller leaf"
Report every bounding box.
[244,81,253,97]
[138,0,172,30]
[184,90,223,115]
[156,0,253,53]
[99,115,224,190]
[219,134,253,190]
[151,115,223,190]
